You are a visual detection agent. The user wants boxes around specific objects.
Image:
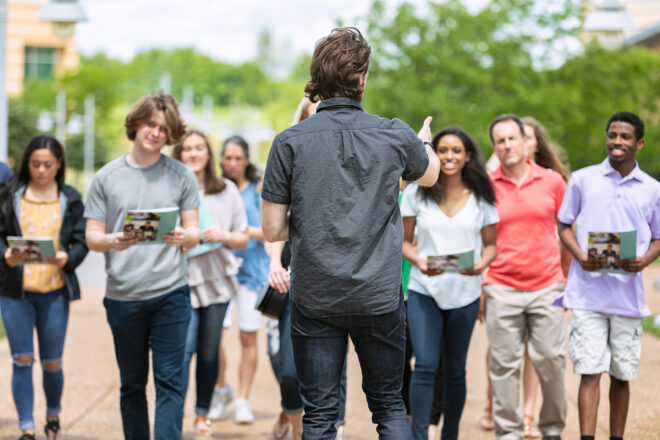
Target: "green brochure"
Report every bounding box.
[587,230,637,275]
[186,190,223,259]
[427,249,474,273]
[7,236,56,263]
[122,207,179,245]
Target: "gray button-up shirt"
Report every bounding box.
[262,97,429,317]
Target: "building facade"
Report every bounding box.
[6,1,79,96]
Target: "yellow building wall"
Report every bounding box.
[6,1,79,96]
[622,0,660,37]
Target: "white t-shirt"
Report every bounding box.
[400,184,499,310]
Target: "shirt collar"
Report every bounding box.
[599,157,643,182]
[316,97,364,112]
[491,159,541,184]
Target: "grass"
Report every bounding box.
[0,318,4,339]
[642,315,660,339]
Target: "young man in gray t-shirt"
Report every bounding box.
[84,93,199,439]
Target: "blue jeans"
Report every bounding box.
[291,290,411,440]
[104,285,191,440]
[407,290,479,440]
[182,302,228,415]
[0,288,69,431]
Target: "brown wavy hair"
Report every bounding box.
[124,92,186,145]
[172,130,226,195]
[522,117,570,182]
[304,27,371,103]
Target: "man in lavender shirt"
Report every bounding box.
[556,111,660,440]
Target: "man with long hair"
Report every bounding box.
[84,92,200,439]
[261,27,439,439]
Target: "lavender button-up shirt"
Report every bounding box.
[555,158,660,317]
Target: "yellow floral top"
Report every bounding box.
[19,196,65,292]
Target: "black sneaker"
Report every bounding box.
[44,418,60,439]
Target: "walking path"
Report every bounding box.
[1,252,659,439]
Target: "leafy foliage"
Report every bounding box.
[7,99,39,167]
[9,0,660,181]
[364,0,660,177]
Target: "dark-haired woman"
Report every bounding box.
[208,135,269,424]
[401,127,498,440]
[0,135,87,440]
[173,131,248,437]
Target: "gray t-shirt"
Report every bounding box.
[262,97,429,318]
[84,154,199,301]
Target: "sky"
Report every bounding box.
[71,0,490,63]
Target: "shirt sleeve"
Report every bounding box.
[557,174,581,225]
[400,184,419,217]
[481,200,499,227]
[180,167,200,211]
[83,173,107,222]
[401,127,429,182]
[262,135,292,205]
[651,186,660,240]
[553,172,567,216]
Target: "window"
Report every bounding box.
[24,47,57,80]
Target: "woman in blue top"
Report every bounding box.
[208,135,269,424]
[401,126,498,440]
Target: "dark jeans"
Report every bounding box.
[291,290,411,440]
[104,285,191,440]
[0,288,69,431]
[183,302,228,415]
[429,354,445,425]
[403,300,413,415]
[407,290,479,440]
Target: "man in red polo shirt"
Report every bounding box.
[483,114,567,440]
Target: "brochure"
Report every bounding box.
[186,191,222,259]
[427,249,474,273]
[122,207,179,245]
[587,230,636,275]
[7,236,56,263]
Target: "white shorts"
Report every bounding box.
[222,284,263,332]
[568,309,642,381]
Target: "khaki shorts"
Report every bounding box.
[568,309,642,381]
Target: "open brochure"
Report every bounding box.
[186,191,222,259]
[427,250,474,273]
[7,236,56,263]
[587,230,636,275]
[122,207,179,245]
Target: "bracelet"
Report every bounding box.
[423,141,433,148]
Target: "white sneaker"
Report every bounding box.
[234,398,254,424]
[208,385,234,421]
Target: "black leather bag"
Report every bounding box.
[255,283,288,319]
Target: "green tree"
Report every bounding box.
[7,98,39,167]
[364,0,579,155]
[541,44,660,177]
[364,0,660,177]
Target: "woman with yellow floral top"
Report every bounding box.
[0,135,88,440]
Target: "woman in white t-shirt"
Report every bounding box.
[401,126,498,440]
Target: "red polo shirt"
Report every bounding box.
[483,161,566,291]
